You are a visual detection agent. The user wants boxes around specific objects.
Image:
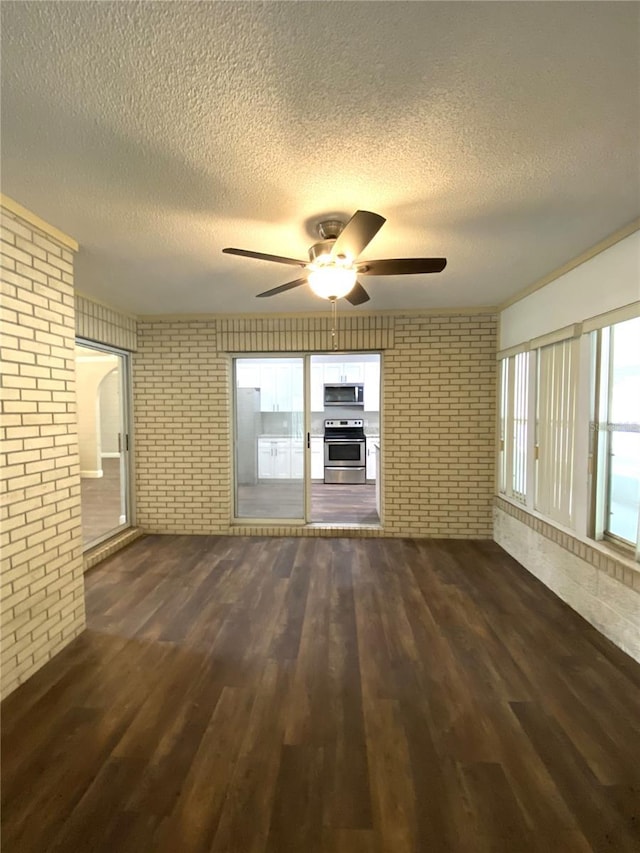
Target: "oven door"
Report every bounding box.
[324,438,366,467]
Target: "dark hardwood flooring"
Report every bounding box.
[2,535,640,852]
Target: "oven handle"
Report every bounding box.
[324,438,366,443]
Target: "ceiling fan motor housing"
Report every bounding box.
[308,240,337,264]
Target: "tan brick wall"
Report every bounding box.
[383,314,497,537]
[134,321,231,533]
[75,292,137,351]
[1,204,85,699]
[134,313,497,538]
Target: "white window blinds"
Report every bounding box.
[498,352,530,502]
[535,338,579,527]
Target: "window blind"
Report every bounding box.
[535,338,579,527]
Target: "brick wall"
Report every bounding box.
[134,320,231,533]
[384,314,496,537]
[133,312,497,537]
[494,503,640,662]
[1,201,85,699]
[75,292,137,351]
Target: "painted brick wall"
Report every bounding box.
[383,314,497,537]
[133,320,231,533]
[133,312,497,538]
[1,204,85,699]
[494,505,640,662]
[75,292,137,351]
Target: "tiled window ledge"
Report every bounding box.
[495,496,640,593]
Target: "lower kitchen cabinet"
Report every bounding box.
[257,438,291,479]
[290,439,304,479]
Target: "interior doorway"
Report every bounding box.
[232,352,381,526]
[75,341,132,547]
[309,353,380,524]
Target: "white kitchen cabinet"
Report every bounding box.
[342,362,364,382]
[290,438,304,479]
[258,437,291,478]
[311,363,325,411]
[311,436,324,479]
[235,361,260,389]
[290,362,304,413]
[322,361,364,384]
[259,362,302,413]
[366,438,379,480]
[364,362,380,411]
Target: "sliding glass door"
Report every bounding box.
[75,341,131,547]
[234,356,305,521]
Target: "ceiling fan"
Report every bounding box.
[222,210,446,305]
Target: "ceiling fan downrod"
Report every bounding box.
[330,296,338,351]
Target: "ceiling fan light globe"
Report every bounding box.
[308,266,357,300]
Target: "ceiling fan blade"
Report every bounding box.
[358,258,447,275]
[344,282,370,306]
[331,210,386,261]
[256,277,308,298]
[223,247,307,267]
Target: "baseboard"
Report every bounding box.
[83,528,145,571]
[80,469,103,478]
[101,452,120,459]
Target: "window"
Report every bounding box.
[592,317,640,550]
[535,339,578,527]
[498,352,530,503]
[497,311,639,561]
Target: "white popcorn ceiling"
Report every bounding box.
[1,1,639,315]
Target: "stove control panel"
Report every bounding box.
[324,419,364,428]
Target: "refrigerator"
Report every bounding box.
[236,387,261,485]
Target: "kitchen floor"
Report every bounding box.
[80,458,124,546]
[236,482,379,524]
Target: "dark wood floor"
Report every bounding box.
[2,536,640,852]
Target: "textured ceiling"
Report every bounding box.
[1,1,639,315]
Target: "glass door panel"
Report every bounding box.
[75,342,130,547]
[234,357,305,520]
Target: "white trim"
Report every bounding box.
[529,323,582,350]
[498,219,640,312]
[80,469,103,478]
[101,452,121,459]
[1,193,79,251]
[582,300,640,333]
[497,342,529,361]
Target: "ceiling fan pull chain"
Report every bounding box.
[331,297,338,351]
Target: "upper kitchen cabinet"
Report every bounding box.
[235,361,260,388]
[322,361,364,384]
[311,363,324,411]
[364,361,380,411]
[260,360,303,413]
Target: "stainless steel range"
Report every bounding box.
[323,418,366,485]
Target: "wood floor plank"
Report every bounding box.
[2,534,639,852]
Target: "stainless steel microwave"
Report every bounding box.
[324,383,364,407]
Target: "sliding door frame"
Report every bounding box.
[76,337,134,549]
